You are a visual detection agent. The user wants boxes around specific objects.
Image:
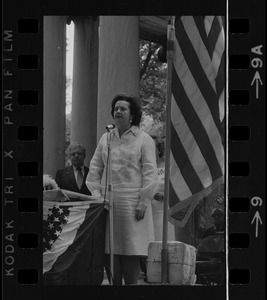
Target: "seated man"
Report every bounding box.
[196,208,225,285]
[202,208,225,239]
[55,143,91,196]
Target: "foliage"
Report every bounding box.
[139,40,167,136]
[66,75,72,108]
[65,113,71,166]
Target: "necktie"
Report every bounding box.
[76,167,83,190]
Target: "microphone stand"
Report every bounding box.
[106,130,114,285]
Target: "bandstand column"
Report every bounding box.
[97,16,140,140]
[44,16,67,177]
[71,17,99,165]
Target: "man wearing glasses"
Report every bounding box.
[55,143,91,196]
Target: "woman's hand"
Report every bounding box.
[135,204,147,221]
[92,190,102,199]
[154,193,164,201]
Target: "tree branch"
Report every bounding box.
[140,45,154,80]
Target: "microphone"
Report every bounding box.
[106,124,115,131]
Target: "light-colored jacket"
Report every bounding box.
[86,126,158,208]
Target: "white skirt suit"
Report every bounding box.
[86,126,158,256]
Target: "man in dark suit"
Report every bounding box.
[55,143,91,196]
[54,143,105,286]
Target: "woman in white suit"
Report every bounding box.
[86,94,158,285]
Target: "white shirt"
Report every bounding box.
[86,126,158,206]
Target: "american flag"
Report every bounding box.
[43,190,105,283]
[43,204,71,252]
[168,16,225,227]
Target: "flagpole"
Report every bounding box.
[107,132,114,285]
[161,16,175,284]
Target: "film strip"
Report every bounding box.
[2,0,265,299]
[227,2,265,298]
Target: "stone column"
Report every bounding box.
[44,16,66,177]
[97,16,140,141]
[71,17,99,166]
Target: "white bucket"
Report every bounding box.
[147,241,197,285]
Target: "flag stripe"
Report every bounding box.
[212,27,225,76]
[175,17,222,134]
[215,51,225,98]
[207,17,221,55]
[204,16,215,35]
[172,68,223,181]
[172,35,224,167]
[212,26,225,75]
[171,99,215,189]
[170,153,192,203]
[170,123,204,195]
[218,90,225,122]
[183,17,216,93]
[168,16,225,227]
[173,16,224,172]
[169,182,180,205]
[193,16,212,59]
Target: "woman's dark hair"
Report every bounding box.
[111,94,142,126]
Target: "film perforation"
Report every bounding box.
[18,198,39,213]
[229,19,250,34]
[18,19,39,34]
[18,162,39,176]
[229,197,250,213]
[18,269,39,284]
[229,269,250,284]
[18,90,39,105]
[229,54,250,70]
[229,233,250,248]
[229,126,250,141]
[18,126,39,141]
[228,210,250,233]
[229,162,250,177]
[18,54,39,70]
[18,233,39,249]
[229,90,250,105]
